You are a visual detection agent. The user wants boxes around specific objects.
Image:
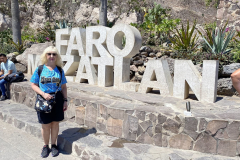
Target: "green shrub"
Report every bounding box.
[0,28,12,44]
[130,3,180,45]
[204,22,217,30]
[37,22,55,42]
[35,32,46,43]
[22,25,36,42]
[10,40,26,54]
[0,29,15,54]
[143,3,180,38]
[228,39,240,62]
[170,20,199,52]
[0,43,17,54]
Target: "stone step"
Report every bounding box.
[0,100,238,160]
[9,81,240,157]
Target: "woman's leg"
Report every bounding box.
[51,121,59,145]
[41,123,51,145]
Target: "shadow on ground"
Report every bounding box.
[57,127,97,154]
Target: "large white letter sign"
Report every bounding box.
[28,23,220,103]
[138,60,173,95]
[56,28,81,82]
[64,28,86,81]
[56,28,71,55]
[173,60,219,103]
[28,54,41,75]
[75,55,98,85]
[66,28,86,56]
[86,26,114,87]
[61,55,80,76]
[173,60,202,100]
[107,24,142,89]
[201,60,219,103]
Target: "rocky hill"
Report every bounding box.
[0,0,218,31]
[155,0,218,24]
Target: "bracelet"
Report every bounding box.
[63,98,68,102]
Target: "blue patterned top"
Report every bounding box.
[30,65,67,93]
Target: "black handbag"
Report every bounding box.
[35,66,62,113]
[35,91,58,113]
[4,72,24,83]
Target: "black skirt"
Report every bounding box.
[37,91,64,124]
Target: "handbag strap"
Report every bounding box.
[55,66,62,94]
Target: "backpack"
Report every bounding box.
[38,65,62,83]
[4,72,25,83]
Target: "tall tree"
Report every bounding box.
[99,0,107,26]
[11,0,21,44]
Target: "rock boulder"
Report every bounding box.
[16,42,53,66]
[15,63,27,73]
[7,52,18,63]
[217,78,237,96]
[0,12,11,31]
[222,63,240,77]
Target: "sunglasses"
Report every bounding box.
[47,53,57,56]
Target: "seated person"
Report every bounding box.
[0,53,17,101]
[0,57,2,96]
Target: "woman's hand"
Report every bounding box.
[63,101,68,111]
[42,93,53,100]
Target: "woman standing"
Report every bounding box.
[30,46,68,158]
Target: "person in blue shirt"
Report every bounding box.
[30,46,68,158]
[0,53,17,101]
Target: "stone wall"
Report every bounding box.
[217,0,240,29]
[9,81,240,157]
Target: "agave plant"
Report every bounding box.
[54,19,72,30]
[198,27,214,48]
[202,25,235,55]
[170,20,199,52]
[9,40,26,54]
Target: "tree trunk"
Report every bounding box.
[99,0,107,26]
[11,0,21,44]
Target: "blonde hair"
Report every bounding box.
[40,46,63,68]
